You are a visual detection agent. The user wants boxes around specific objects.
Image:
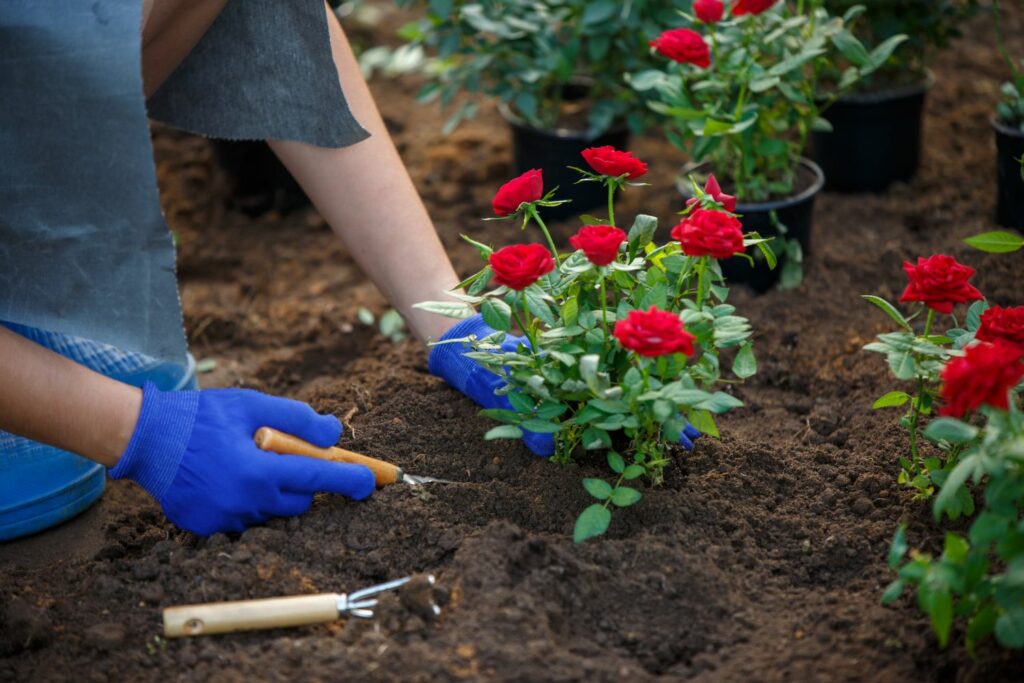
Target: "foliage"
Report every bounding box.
[394,0,692,135]
[965,230,1024,254]
[633,1,905,201]
[416,157,766,540]
[824,0,979,87]
[357,307,408,343]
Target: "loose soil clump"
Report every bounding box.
[3,7,1024,682]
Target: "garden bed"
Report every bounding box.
[3,6,1024,682]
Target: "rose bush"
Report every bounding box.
[417,147,770,540]
[865,250,1024,651]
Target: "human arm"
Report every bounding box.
[268,4,463,344]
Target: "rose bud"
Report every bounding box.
[671,208,745,259]
[685,174,738,213]
[492,169,544,216]
[939,341,1024,418]
[899,254,984,314]
[569,225,628,266]
[581,146,649,180]
[649,28,711,69]
[694,0,725,23]
[489,243,555,291]
[614,306,696,357]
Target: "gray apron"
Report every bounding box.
[0,0,368,364]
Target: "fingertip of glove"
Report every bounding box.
[307,413,343,448]
[523,431,555,458]
[683,423,701,440]
[679,433,695,451]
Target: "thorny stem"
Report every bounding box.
[599,275,611,353]
[908,308,936,470]
[607,181,616,227]
[695,256,710,310]
[527,205,560,264]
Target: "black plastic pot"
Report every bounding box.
[211,140,309,216]
[678,159,825,293]
[994,118,1024,229]
[499,103,630,221]
[811,80,928,193]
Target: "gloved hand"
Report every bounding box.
[428,315,702,455]
[109,382,375,536]
[428,315,555,457]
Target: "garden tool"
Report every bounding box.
[254,427,451,486]
[163,575,440,638]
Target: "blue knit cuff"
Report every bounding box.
[108,381,199,500]
[427,314,495,394]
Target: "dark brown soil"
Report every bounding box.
[3,5,1024,682]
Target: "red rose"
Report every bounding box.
[694,0,724,23]
[492,169,544,216]
[939,341,1024,417]
[581,146,648,180]
[899,255,984,314]
[489,243,555,290]
[569,225,627,266]
[649,29,711,69]
[685,174,738,213]
[976,306,1024,347]
[671,208,745,259]
[614,306,696,357]
[732,0,778,16]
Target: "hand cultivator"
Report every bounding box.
[163,575,439,638]
[254,427,451,486]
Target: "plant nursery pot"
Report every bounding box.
[211,139,309,216]
[0,353,198,541]
[678,158,825,293]
[811,80,929,193]
[499,102,630,221]
[993,117,1024,229]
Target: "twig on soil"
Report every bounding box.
[342,405,359,436]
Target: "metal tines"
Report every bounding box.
[338,574,438,619]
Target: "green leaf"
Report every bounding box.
[732,344,757,379]
[520,419,562,433]
[943,533,969,563]
[873,391,911,409]
[888,526,908,569]
[610,487,642,507]
[964,230,1024,253]
[573,504,611,543]
[967,606,998,651]
[412,301,475,319]
[524,289,557,326]
[627,214,658,255]
[888,349,916,380]
[507,391,535,414]
[862,295,912,331]
[481,297,512,332]
[581,0,617,26]
[831,28,870,66]
[687,409,719,438]
[865,34,909,72]
[583,478,613,500]
[357,307,375,325]
[622,465,645,480]
[696,391,744,414]
[881,579,905,604]
[931,589,953,648]
[934,455,980,521]
[995,608,1024,649]
[607,451,625,474]
[484,425,523,440]
[923,418,979,445]
[581,426,611,450]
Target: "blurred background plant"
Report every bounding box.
[390,0,692,136]
[994,0,1024,130]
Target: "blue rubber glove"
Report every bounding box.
[428,315,555,457]
[109,382,375,536]
[428,315,702,455]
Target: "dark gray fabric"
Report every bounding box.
[0,0,188,364]
[147,0,370,147]
[0,0,368,365]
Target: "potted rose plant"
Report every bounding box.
[394,0,690,219]
[416,149,771,541]
[815,0,979,192]
[993,0,1024,228]
[632,0,905,290]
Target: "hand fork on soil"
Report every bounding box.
[254,427,451,486]
[163,575,440,638]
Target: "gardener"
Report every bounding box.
[0,0,557,539]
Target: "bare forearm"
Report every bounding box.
[0,327,141,467]
[269,5,462,344]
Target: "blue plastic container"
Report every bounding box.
[0,353,197,541]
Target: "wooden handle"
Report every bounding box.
[164,593,339,638]
[253,427,400,487]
